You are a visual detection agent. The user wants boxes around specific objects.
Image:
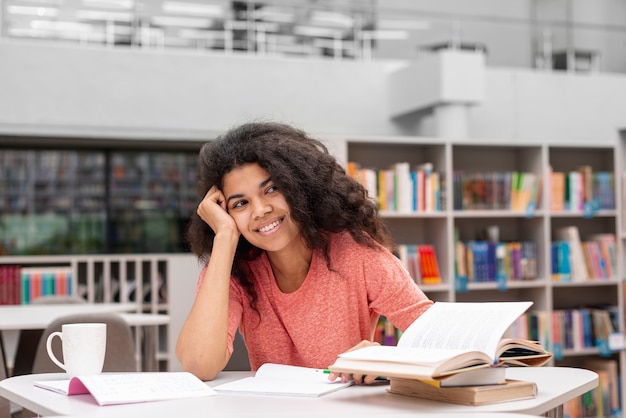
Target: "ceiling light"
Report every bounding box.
[162,2,223,17]
[254,6,294,23]
[81,0,134,9]
[310,11,353,28]
[30,19,94,31]
[293,25,341,38]
[7,5,59,17]
[10,0,63,5]
[151,16,212,28]
[76,9,133,21]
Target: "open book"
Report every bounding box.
[34,372,216,406]
[213,363,353,397]
[329,301,552,381]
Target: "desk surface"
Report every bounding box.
[0,367,598,417]
[117,313,170,327]
[0,303,140,330]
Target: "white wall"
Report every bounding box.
[1,40,626,144]
[0,40,405,140]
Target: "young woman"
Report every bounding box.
[176,122,433,383]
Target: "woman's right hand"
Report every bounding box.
[197,186,240,238]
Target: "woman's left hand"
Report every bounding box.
[327,340,381,385]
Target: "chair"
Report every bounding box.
[12,295,87,377]
[223,331,251,371]
[19,312,138,418]
[0,337,9,418]
[31,312,137,374]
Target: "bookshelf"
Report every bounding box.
[0,254,197,370]
[339,135,625,415]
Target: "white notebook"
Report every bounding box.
[213,363,353,397]
[34,372,216,405]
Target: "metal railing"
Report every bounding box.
[1,0,624,72]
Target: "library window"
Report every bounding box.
[0,148,199,256]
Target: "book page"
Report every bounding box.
[213,363,353,397]
[254,363,331,381]
[35,373,216,405]
[397,301,532,360]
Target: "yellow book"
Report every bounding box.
[420,366,506,388]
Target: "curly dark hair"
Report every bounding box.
[186,122,394,309]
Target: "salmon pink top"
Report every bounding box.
[197,231,433,370]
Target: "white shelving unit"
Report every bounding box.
[337,135,625,413]
[0,254,182,372]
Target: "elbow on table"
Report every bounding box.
[179,357,223,381]
[176,349,228,381]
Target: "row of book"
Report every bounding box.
[552,227,617,282]
[386,230,613,286]
[347,161,445,213]
[455,240,538,283]
[373,316,400,346]
[452,171,542,211]
[396,244,442,285]
[348,162,615,214]
[563,358,621,418]
[549,166,615,212]
[551,307,619,353]
[0,265,73,305]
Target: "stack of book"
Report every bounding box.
[329,301,552,406]
[388,367,537,406]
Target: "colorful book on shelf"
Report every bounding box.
[20,267,73,304]
[577,165,594,204]
[583,358,620,418]
[388,378,537,406]
[328,301,552,381]
[34,372,216,406]
[0,265,21,305]
[417,245,441,285]
[551,241,571,281]
[394,162,413,212]
[396,244,441,285]
[212,363,353,397]
[588,233,617,279]
[555,226,588,281]
[550,170,565,212]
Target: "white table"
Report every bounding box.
[0,303,138,331]
[116,313,170,372]
[0,367,598,417]
[0,304,169,374]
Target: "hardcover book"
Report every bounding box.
[328,301,552,381]
[389,378,537,406]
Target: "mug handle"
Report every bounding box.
[46,331,66,371]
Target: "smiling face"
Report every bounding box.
[222,162,303,255]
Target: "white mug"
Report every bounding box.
[46,323,107,378]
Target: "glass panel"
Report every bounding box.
[108,150,198,253]
[0,149,106,255]
[0,148,199,255]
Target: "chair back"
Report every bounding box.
[224,331,251,371]
[12,295,87,376]
[0,341,9,418]
[31,312,137,374]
